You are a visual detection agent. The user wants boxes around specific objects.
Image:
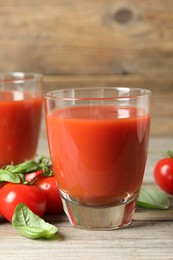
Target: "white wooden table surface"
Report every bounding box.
[0,136,173,260]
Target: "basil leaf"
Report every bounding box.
[0,169,21,183]
[12,204,58,239]
[6,160,39,174]
[137,186,170,209]
[167,150,173,158]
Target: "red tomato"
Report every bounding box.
[35,176,63,214]
[154,157,173,194]
[0,183,47,222]
[25,170,42,183]
[0,182,5,189]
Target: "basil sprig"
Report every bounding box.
[12,204,58,239]
[0,156,53,184]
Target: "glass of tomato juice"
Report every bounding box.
[44,87,151,230]
[0,72,43,167]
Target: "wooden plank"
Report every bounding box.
[0,185,173,260]
[0,0,173,74]
[42,74,173,136]
[43,74,173,92]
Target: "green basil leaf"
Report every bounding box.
[137,186,170,209]
[12,204,58,239]
[167,150,173,158]
[6,160,39,174]
[0,169,21,183]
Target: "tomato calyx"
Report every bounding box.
[35,156,53,177]
[23,157,53,185]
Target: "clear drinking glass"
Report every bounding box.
[44,87,151,230]
[0,72,43,167]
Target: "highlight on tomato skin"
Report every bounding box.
[154,152,173,195]
[35,176,64,214]
[0,183,47,222]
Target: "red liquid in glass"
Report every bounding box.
[46,105,150,206]
[0,91,42,166]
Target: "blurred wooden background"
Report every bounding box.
[0,0,173,136]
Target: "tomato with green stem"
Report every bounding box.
[35,176,63,214]
[0,183,47,222]
[154,150,173,194]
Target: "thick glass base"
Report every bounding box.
[61,195,136,230]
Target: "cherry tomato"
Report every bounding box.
[25,170,42,183]
[0,182,6,189]
[0,183,47,222]
[154,157,173,194]
[35,176,63,214]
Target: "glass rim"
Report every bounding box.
[44,87,152,101]
[0,72,42,84]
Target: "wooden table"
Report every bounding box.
[0,0,173,257]
[0,136,173,260]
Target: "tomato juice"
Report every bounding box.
[46,105,150,206]
[0,91,42,167]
